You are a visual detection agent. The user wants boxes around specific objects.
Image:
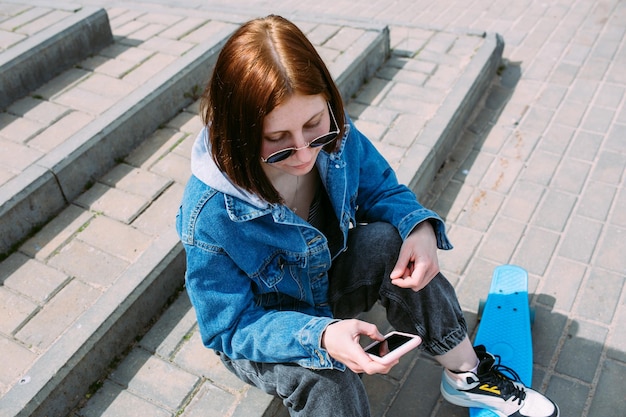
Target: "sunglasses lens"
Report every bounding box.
[309,132,338,148]
[265,149,294,163]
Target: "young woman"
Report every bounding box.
[176,14,559,417]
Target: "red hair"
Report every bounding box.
[200,15,345,203]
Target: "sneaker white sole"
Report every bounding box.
[440,380,560,417]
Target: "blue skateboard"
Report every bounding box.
[470,265,533,417]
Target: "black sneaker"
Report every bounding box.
[440,345,559,417]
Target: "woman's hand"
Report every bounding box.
[389,221,440,292]
[321,319,397,374]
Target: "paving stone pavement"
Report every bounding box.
[0,0,625,416]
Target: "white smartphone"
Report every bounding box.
[364,331,422,364]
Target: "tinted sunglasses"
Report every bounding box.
[261,102,340,164]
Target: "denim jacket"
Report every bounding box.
[176,117,452,370]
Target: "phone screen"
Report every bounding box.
[365,333,413,357]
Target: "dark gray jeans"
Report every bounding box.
[219,222,467,416]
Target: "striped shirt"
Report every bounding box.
[308,184,343,258]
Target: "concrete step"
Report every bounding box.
[0,6,113,110]
[0,9,391,417]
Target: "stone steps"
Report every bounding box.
[0,6,112,110]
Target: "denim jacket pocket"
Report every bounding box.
[254,252,305,289]
[254,255,285,288]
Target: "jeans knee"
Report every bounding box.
[350,222,402,265]
[281,369,369,416]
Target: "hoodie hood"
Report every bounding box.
[191,127,269,209]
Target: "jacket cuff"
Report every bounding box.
[296,317,346,370]
[399,209,453,250]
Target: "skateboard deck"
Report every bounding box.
[470,265,532,417]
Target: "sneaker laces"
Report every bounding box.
[479,354,527,405]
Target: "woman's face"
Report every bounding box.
[260,93,332,178]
